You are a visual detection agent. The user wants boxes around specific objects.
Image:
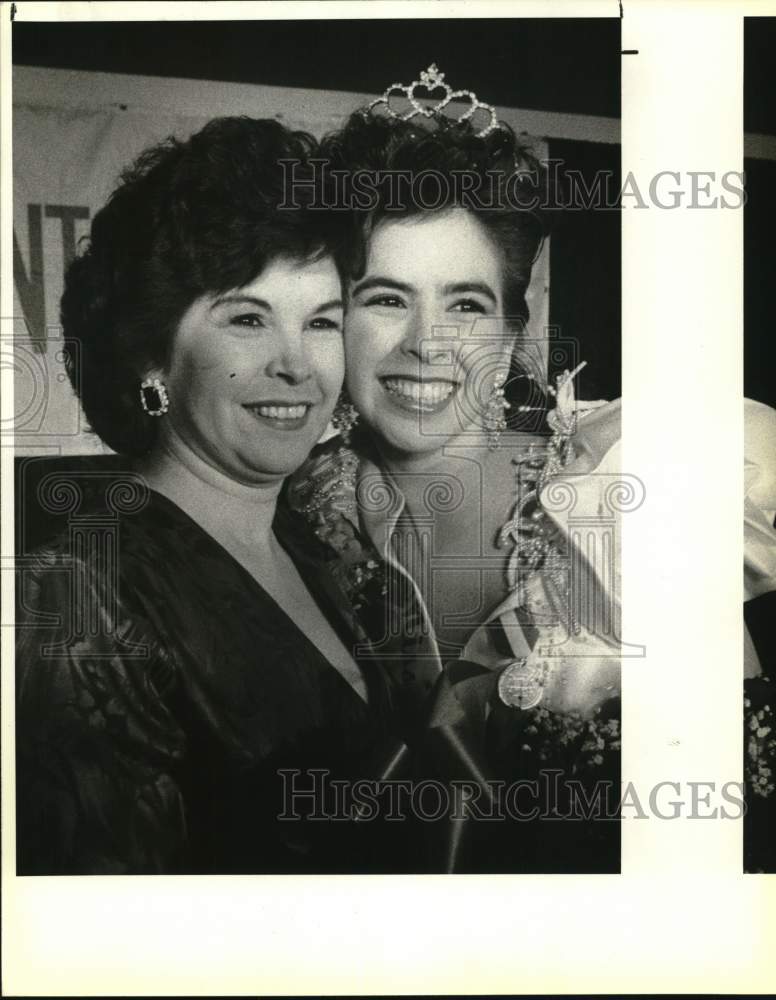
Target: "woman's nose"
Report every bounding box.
[399,305,450,364]
[266,333,312,384]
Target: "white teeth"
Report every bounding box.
[382,378,455,405]
[250,404,309,420]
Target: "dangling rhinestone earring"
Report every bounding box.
[331,393,359,444]
[139,376,170,417]
[484,370,510,450]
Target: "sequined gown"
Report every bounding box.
[288,427,623,874]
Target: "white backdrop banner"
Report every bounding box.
[12,103,218,455]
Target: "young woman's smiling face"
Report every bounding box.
[157,255,344,485]
[345,209,513,459]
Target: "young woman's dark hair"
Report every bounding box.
[319,111,553,330]
[61,116,350,456]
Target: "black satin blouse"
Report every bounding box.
[16,490,417,875]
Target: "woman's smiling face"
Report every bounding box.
[157,254,344,484]
[344,208,513,459]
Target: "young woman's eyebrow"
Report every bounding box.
[442,281,498,306]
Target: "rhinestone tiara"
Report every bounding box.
[366,63,501,138]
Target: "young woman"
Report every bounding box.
[292,74,776,872]
[289,78,625,871]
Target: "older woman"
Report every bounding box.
[15,117,419,875]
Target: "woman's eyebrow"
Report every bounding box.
[351,276,414,297]
[313,299,344,313]
[442,281,498,306]
[211,294,272,311]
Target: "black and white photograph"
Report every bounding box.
[3,1,776,995]
[742,13,776,874]
[11,14,624,877]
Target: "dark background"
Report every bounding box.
[744,17,776,410]
[744,17,775,875]
[12,19,621,118]
[13,17,622,403]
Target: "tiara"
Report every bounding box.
[366,63,501,138]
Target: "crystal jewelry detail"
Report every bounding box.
[499,362,587,593]
[497,657,547,710]
[367,63,501,138]
[331,394,359,445]
[493,363,589,709]
[139,376,169,417]
[484,369,511,450]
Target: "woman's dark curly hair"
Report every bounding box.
[319,111,553,329]
[62,116,351,456]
